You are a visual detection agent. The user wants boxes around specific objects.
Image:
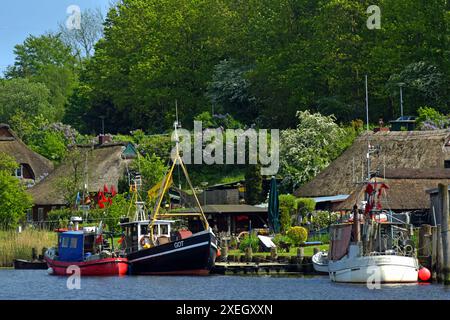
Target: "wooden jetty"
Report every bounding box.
[212,246,320,275]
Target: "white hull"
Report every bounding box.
[328,254,419,283]
[312,251,329,273]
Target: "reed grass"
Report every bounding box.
[0,229,57,267]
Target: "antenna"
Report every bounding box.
[365,75,369,132]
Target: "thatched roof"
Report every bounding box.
[0,124,53,180]
[176,204,267,214]
[334,169,450,211]
[28,142,136,205]
[295,130,450,198]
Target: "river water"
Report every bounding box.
[1,270,450,300]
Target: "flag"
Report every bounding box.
[111,185,117,197]
[75,192,81,206]
[148,176,173,200]
[95,221,103,244]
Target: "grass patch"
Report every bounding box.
[0,229,57,267]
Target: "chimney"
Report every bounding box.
[98,134,112,145]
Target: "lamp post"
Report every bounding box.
[399,83,405,118]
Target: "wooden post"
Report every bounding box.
[431,226,438,281]
[297,247,304,265]
[245,246,253,262]
[222,240,228,262]
[270,247,278,262]
[436,224,443,282]
[418,224,432,257]
[31,247,37,261]
[439,184,450,283]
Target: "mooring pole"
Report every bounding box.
[439,183,450,283]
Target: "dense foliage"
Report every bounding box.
[0,1,448,229]
[0,153,33,229]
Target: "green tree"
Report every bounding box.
[0,79,53,123]
[131,153,168,198]
[280,110,349,189]
[0,153,33,229]
[5,33,78,120]
[244,164,262,205]
[279,194,297,232]
[74,0,231,133]
[207,59,258,124]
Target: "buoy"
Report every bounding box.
[47,268,54,275]
[418,267,431,282]
[217,248,221,257]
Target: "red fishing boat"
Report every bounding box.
[45,221,128,276]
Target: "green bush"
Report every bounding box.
[310,210,339,230]
[272,234,292,252]
[238,233,259,252]
[286,226,308,246]
[296,198,316,219]
[279,194,296,232]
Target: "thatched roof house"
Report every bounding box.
[0,124,53,184]
[27,140,137,222]
[335,168,450,211]
[295,130,450,212]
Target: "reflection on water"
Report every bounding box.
[1,270,450,300]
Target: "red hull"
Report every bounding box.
[45,257,128,276]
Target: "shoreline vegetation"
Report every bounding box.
[0,229,56,268]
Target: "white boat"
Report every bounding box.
[328,241,419,283]
[312,251,329,273]
[326,78,419,284]
[327,217,419,283]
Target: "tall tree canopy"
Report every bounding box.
[5,33,78,120]
[65,0,448,134]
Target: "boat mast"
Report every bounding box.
[147,102,210,245]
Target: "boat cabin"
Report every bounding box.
[58,231,87,262]
[57,229,110,262]
[120,220,193,253]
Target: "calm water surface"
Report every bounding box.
[1,270,450,300]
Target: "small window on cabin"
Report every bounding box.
[140,225,149,235]
[70,238,78,249]
[445,160,450,169]
[62,237,70,248]
[160,224,169,236]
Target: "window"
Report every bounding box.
[14,165,23,178]
[62,237,70,248]
[159,224,169,236]
[26,209,32,223]
[37,208,44,222]
[445,160,450,169]
[70,238,78,249]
